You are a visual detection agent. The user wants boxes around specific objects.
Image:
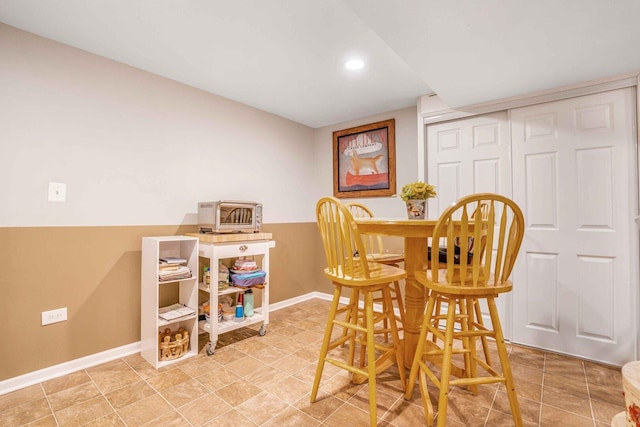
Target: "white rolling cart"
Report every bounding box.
[188,233,275,356]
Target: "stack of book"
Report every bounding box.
[158,303,196,322]
[158,257,192,281]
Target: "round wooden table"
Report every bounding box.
[355,217,436,368]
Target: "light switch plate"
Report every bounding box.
[48,182,66,202]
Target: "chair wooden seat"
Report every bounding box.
[312,197,407,427]
[416,270,513,296]
[405,193,525,427]
[328,261,406,286]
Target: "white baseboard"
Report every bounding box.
[0,342,140,396]
[267,291,333,310]
[0,292,330,396]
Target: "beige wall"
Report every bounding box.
[0,23,418,382]
[0,223,327,380]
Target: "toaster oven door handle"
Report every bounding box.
[239,244,248,252]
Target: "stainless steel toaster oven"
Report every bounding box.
[197,201,263,233]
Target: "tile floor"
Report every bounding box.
[0,298,626,426]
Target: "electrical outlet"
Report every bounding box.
[42,307,67,325]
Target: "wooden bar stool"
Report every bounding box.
[405,193,525,427]
[429,202,493,366]
[346,202,406,341]
[311,197,407,427]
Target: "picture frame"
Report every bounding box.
[333,118,396,198]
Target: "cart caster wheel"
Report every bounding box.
[206,344,215,356]
[258,325,267,336]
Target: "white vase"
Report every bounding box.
[405,200,427,219]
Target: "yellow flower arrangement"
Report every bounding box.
[400,181,437,201]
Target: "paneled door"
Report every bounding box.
[511,88,637,365]
[427,111,511,215]
[426,111,511,334]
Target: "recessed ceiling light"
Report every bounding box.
[345,59,364,70]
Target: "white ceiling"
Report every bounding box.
[2,0,640,128]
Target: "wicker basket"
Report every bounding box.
[158,327,190,361]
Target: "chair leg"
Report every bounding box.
[311,285,342,403]
[374,282,404,343]
[386,263,406,331]
[405,292,437,400]
[462,298,478,395]
[382,286,406,390]
[473,298,492,366]
[431,294,444,345]
[418,368,434,426]
[487,297,522,426]
[347,290,360,368]
[391,280,405,330]
[341,289,359,345]
[316,284,405,426]
[364,291,378,427]
[435,296,457,427]
[431,296,487,384]
[377,287,391,343]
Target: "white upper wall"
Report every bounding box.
[1,23,421,227]
[0,23,317,226]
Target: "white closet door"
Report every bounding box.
[426,111,511,217]
[426,111,511,334]
[511,88,637,365]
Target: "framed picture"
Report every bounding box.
[333,118,396,198]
